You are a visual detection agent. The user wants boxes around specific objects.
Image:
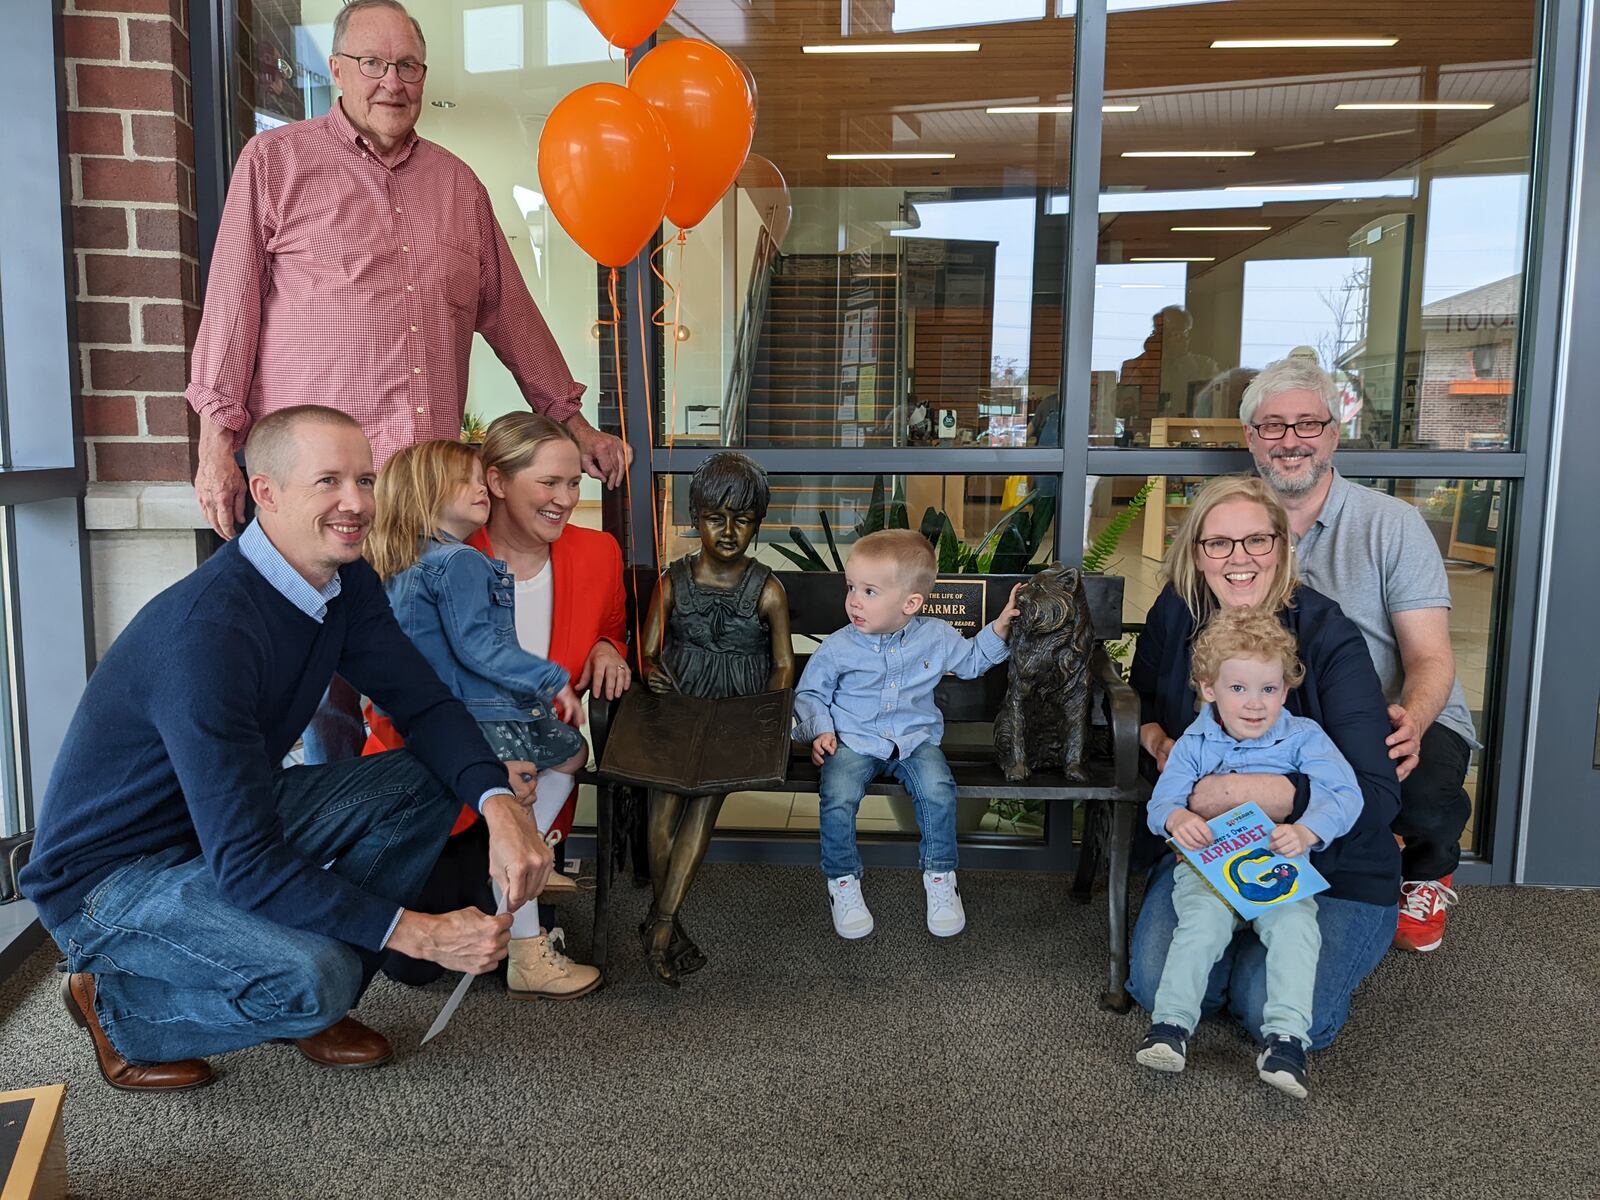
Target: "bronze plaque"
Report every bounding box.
[921,578,988,635]
[599,688,795,796]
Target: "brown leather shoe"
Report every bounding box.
[62,973,214,1093]
[293,1015,393,1068]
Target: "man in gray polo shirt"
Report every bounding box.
[1239,348,1476,953]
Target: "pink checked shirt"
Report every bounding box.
[186,102,583,466]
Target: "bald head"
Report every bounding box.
[244,406,365,486]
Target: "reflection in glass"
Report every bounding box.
[1095,473,1508,847]
[658,3,1074,448]
[1090,0,1534,452]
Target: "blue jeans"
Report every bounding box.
[819,741,957,879]
[48,751,458,1064]
[1130,855,1397,1050]
[1153,863,1321,1045]
[300,674,365,765]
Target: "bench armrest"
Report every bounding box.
[1090,645,1140,798]
[585,691,618,765]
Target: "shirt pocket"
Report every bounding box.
[430,235,480,317]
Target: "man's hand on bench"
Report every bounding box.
[387,907,513,975]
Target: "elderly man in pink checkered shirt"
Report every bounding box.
[185,0,631,541]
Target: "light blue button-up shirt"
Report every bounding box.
[792,615,1010,759]
[1146,704,1364,849]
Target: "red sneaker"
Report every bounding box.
[1394,874,1459,952]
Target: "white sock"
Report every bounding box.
[532,770,576,836]
[491,878,547,940]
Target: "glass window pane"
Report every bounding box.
[230,1,620,496]
[1089,0,1535,452]
[1096,473,1509,854]
[659,5,1073,449]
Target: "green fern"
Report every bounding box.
[1082,479,1153,574]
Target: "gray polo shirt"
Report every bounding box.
[1292,471,1479,749]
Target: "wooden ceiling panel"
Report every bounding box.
[663,0,1534,189]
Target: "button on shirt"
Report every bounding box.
[186,102,582,468]
[1146,704,1364,850]
[792,616,1009,760]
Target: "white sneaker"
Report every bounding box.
[923,870,966,937]
[827,875,874,939]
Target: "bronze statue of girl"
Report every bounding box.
[639,452,794,987]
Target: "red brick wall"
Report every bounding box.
[65,0,200,484]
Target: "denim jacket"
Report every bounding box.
[384,532,569,722]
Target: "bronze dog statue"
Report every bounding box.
[994,563,1094,781]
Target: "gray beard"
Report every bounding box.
[1260,452,1330,497]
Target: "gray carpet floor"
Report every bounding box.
[1,864,1597,1199]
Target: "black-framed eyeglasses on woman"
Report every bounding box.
[337,53,427,83]
[1250,417,1334,440]
[1196,533,1282,559]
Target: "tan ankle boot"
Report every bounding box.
[538,869,578,897]
[506,929,601,1001]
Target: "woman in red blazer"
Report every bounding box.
[367,412,630,848]
[368,415,630,995]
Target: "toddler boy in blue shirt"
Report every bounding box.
[793,530,1020,941]
[1137,605,1363,1100]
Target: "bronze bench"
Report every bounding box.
[581,567,1144,1011]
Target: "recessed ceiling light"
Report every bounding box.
[1335,101,1494,111]
[1122,150,1256,158]
[1170,225,1271,231]
[828,152,957,160]
[1225,183,1343,192]
[431,100,456,108]
[1212,37,1397,48]
[1130,256,1215,262]
[985,104,1141,114]
[803,42,980,53]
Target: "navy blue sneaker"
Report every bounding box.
[1256,1034,1309,1099]
[1135,1022,1190,1073]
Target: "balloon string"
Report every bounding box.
[633,262,667,596]
[667,231,685,458]
[605,266,647,665]
[648,238,677,328]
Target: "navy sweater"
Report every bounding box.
[1129,584,1402,906]
[21,540,509,951]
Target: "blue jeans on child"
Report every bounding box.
[1152,861,1320,1045]
[46,750,458,1064]
[819,741,957,879]
[1130,854,1398,1050]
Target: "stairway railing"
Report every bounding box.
[722,225,779,447]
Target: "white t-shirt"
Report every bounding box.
[513,560,554,659]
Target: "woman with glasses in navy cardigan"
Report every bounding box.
[1127,474,1401,1050]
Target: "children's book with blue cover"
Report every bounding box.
[1171,801,1329,919]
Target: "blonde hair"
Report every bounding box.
[1191,605,1306,692]
[1162,474,1297,622]
[243,405,363,484]
[479,411,579,485]
[852,529,937,596]
[366,439,481,579]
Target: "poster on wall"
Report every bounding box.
[856,365,877,422]
[859,309,878,364]
[842,312,862,365]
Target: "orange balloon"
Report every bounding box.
[576,0,676,51]
[538,83,673,269]
[629,39,756,231]
[737,153,792,249]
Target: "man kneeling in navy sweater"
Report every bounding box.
[21,405,555,1092]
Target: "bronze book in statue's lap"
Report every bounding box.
[599,687,795,796]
